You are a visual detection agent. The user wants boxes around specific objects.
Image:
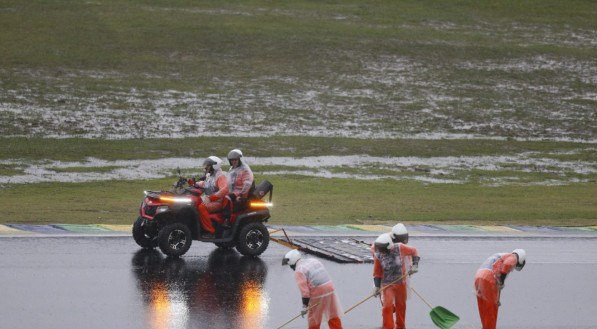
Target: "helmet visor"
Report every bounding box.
[374,242,390,252]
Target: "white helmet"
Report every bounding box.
[203,156,222,171]
[391,223,408,244]
[512,249,526,271]
[374,233,394,253]
[227,149,243,166]
[282,249,301,267]
[227,149,243,160]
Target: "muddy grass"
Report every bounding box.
[1,152,595,186]
[0,1,595,224]
[1,57,594,141]
[0,1,595,141]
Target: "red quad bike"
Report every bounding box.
[133,176,273,258]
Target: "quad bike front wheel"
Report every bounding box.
[158,223,192,257]
[133,217,157,249]
[236,222,270,257]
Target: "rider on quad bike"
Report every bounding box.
[133,165,273,258]
[192,156,228,239]
[227,149,254,207]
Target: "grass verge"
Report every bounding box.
[1,176,595,226]
[1,136,594,161]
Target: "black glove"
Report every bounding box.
[301,297,310,318]
[412,256,420,266]
[373,278,381,296]
[374,277,381,287]
[499,273,507,286]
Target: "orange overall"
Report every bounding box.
[474,253,518,329]
[196,170,228,234]
[295,258,343,329]
[373,243,418,329]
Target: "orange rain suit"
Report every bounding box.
[474,253,518,329]
[195,169,228,234]
[373,243,419,329]
[294,258,343,329]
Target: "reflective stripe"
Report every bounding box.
[311,290,335,299]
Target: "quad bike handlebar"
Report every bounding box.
[174,176,187,189]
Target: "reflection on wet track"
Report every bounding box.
[131,249,268,329]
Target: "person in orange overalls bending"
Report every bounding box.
[372,232,420,329]
[282,249,343,329]
[474,249,526,329]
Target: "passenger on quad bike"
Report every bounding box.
[227,149,254,209]
[192,156,228,239]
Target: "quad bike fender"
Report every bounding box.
[207,210,270,243]
[153,206,201,240]
[232,210,270,228]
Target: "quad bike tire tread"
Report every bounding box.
[133,217,157,249]
[158,223,192,258]
[236,222,270,256]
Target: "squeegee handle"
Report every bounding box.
[409,286,434,309]
[343,294,375,314]
[276,302,321,329]
[344,272,409,314]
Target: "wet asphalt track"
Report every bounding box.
[0,235,596,329]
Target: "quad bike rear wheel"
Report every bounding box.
[158,223,192,257]
[236,222,269,256]
[133,217,157,249]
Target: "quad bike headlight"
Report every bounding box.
[156,206,169,214]
[158,196,193,204]
[250,201,273,208]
